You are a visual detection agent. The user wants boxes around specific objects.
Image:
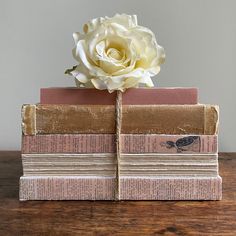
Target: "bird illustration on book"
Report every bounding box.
[161,136,200,153]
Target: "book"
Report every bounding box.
[22,134,218,154]
[40,87,198,105]
[22,104,219,135]
[19,176,222,200]
[21,153,218,177]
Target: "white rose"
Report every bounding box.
[66,14,165,92]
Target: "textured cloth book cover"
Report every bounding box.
[21,104,219,135]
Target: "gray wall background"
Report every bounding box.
[0,0,235,151]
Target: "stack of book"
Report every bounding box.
[20,88,222,200]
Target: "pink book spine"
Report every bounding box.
[22,134,218,154]
[40,87,198,105]
[19,176,222,201]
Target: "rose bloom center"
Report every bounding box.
[106,48,123,61]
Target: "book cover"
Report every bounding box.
[22,134,218,154]
[19,176,222,201]
[21,104,219,135]
[40,87,198,105]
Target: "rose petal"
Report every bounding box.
[91,78,108,90]
[124,77,140,88]
[74,40,107,77]
[96,40,106,56]
[70,66,89,83]
[99,60,125,74]
[139,76,154,87]
[73,32,83,44]
[107,79,125,92]
[109,14,138,28]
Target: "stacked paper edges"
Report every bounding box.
[19,88,222,200]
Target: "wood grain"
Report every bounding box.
[0,151,235,235]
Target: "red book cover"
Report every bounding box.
[40,87,198,105]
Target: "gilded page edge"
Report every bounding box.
[21,104,36,135]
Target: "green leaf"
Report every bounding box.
[64,65,77,75]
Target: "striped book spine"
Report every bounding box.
[21,153,219,177]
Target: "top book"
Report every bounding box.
[40,87,198,105]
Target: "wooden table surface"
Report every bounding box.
[0,151,235,236]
